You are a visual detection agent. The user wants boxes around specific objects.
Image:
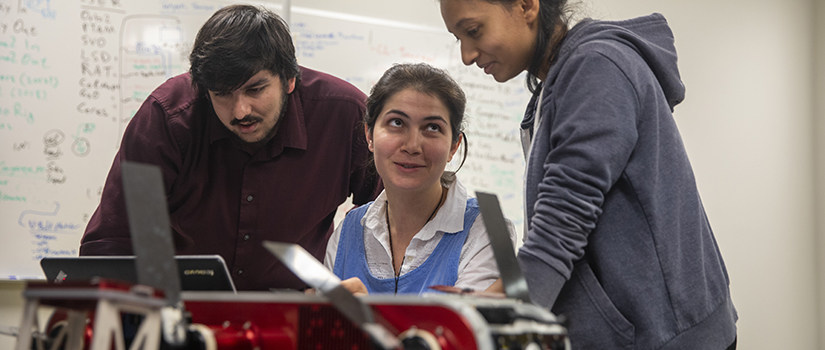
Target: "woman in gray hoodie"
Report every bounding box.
[441,0,738,349]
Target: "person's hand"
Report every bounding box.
[340,277,369,296]
[428,278,506,299]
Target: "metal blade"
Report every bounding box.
[121,161,181,305]
[263,241,400,349]
[262,241,342,294]
[475,191,532,303]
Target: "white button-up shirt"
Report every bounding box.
[325,179,516,291]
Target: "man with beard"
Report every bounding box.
[79,4,381,291]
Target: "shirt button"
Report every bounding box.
[237,269,244,275]
[246,195,254,202]
[243,234,250,241]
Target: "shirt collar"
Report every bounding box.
[425,178,468,236]
[363,178,468,242]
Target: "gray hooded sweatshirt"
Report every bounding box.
[518,13,737,349]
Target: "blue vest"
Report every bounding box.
[333,198,479,294]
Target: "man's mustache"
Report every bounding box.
[230,115,262,125]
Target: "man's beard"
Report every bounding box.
[231,90,289,145]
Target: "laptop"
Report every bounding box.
[40,255,237,292]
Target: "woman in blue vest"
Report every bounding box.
[324,62,515,295]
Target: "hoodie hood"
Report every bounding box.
[551,13,685,109]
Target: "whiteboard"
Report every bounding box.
[0,0,529,280]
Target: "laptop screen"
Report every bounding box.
[40,255,236,292]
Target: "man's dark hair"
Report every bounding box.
[189,4,300,96]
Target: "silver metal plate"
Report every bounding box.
[475,191,532,304]
[121,160,181,305]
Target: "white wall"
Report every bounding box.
[815,0,825,348]
[587,2,820,348]
[1,1,821,349]
[583,2,819,349]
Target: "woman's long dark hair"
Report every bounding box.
[365,63,470,174]
[486,0,570,93]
